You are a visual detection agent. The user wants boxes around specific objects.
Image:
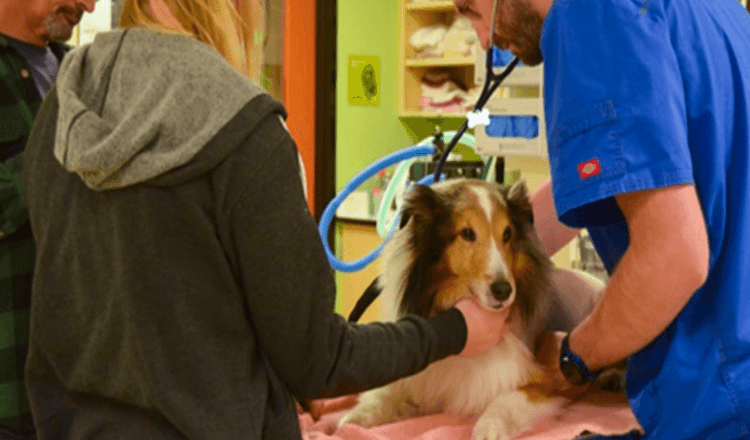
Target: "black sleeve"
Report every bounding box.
[218,114,467,399]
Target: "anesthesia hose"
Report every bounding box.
[318,144,436,272]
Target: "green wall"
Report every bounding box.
[336,1,469,191]
[336,0,405,190]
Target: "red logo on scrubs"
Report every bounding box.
[577,159,601,179]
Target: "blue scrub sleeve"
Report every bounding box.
[541,0,694,228]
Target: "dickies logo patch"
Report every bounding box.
[577,159,601,179]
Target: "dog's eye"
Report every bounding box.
[460,227,476,242]
[502,227,512,243]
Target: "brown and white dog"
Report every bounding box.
[338,178,607,440]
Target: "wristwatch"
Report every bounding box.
[559,334,600,386]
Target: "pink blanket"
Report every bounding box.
[300,391,642,440]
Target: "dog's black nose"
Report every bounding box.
[490,280,512,302]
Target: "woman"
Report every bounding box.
[21,1,509,439]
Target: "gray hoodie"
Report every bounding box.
[22,28,467,440]
[54,28,273,190]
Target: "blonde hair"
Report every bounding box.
[119,0,265,82]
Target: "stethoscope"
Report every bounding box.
[318,4,520,321]
[430,54,520,183]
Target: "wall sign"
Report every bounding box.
[347,55,380,107]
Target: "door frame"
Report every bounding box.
[314,0,336,224]
[283,0,336,222]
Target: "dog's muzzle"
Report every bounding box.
[470,276,515,310]
[490,280,513,302]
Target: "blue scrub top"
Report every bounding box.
[540,0,750,438]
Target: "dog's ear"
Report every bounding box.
[398,184,451,317]
[399,184,445,230]
[505,178,534,227]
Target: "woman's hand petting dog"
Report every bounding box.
[534,331,591,399]
[454,297,512,358]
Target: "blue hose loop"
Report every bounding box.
[318,144,436,272]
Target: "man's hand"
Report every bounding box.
[535,331,590,399]
[454,298,511,358]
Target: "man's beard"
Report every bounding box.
[493,0,545,66]
[43,5,84,42]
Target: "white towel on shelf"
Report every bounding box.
[443,16,478,58]
[410,25,448,58]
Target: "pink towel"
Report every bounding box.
[420,96,466,113]
[300,391,642,440]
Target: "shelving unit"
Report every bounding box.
[405,56,474,67]
[398,0,476,118]
[397,1,549,160]
[405,1,456,12]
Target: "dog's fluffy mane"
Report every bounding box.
[381,179,555,343]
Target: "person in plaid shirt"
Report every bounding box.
[0,1,96,438]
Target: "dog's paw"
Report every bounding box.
[337,406,381,429]
[471,416,515,440]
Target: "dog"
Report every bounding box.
[338,178,608,440]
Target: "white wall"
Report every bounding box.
[67,0,113,47]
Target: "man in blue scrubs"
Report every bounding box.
[455,0,750,439]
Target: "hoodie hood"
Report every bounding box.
[55,28,270,190]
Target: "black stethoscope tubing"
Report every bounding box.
[430,51,520,184]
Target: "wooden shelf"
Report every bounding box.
[398,0,476,117]
[398,97,541,118]
[399,111,468,118]
[405,56,475,67]
[399,97,541,119]
[405,1,456,12]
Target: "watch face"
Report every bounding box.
[560,358,585,386]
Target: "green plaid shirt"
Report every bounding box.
[0,34,68,435]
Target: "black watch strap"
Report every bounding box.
[559,334,599,386]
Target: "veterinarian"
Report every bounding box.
[0,1,97,439]
[455,0,750,439]
[18,0,511,439]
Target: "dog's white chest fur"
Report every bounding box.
[339,334,564,440]
[398,334,538,417]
